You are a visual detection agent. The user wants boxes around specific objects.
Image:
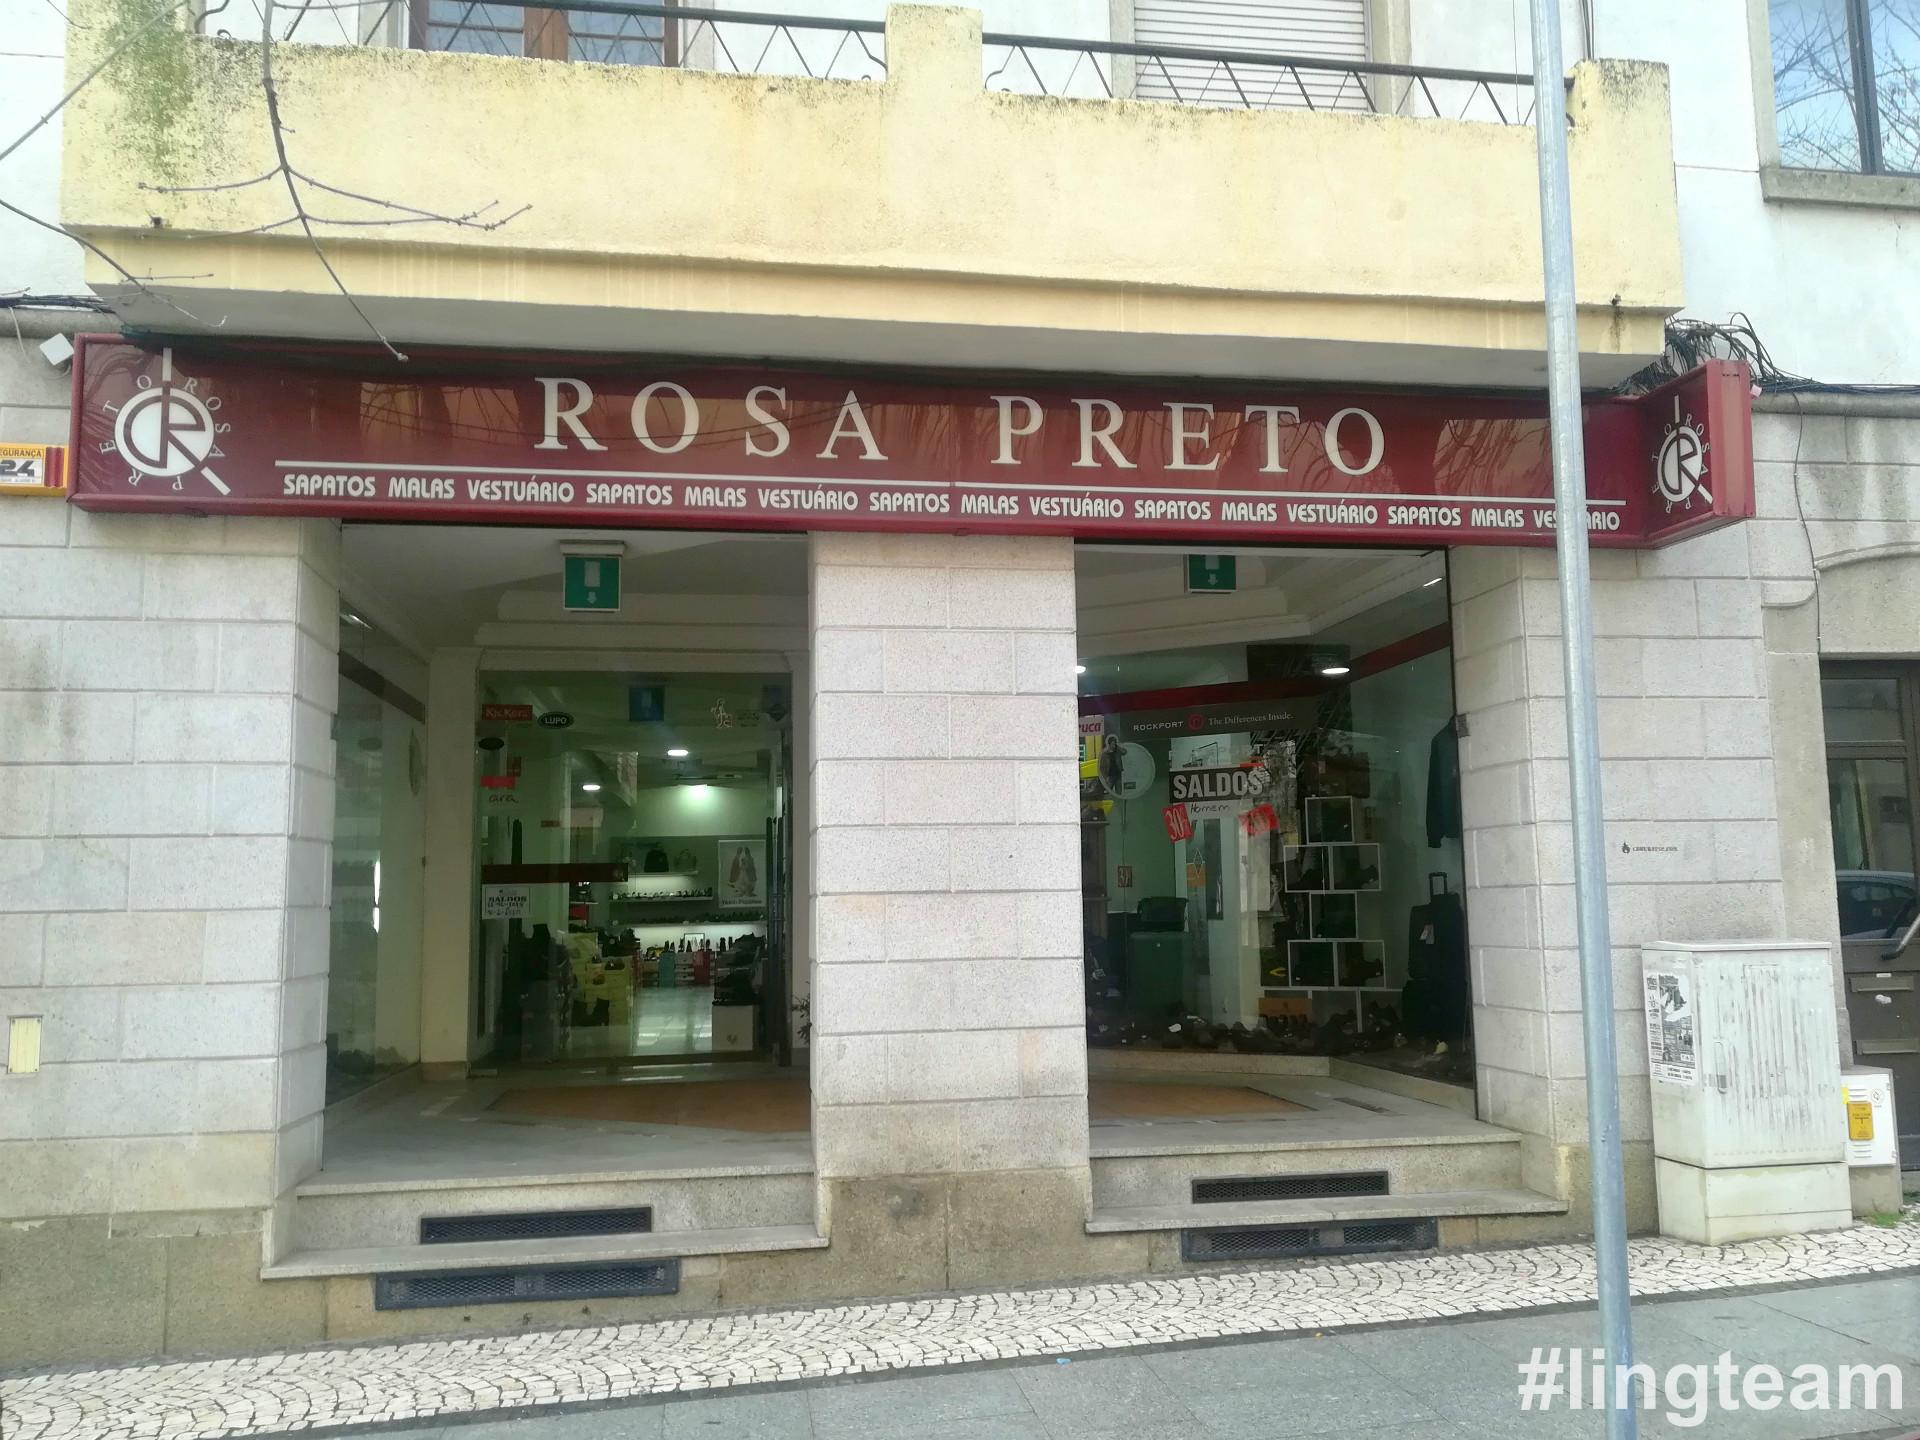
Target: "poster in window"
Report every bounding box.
[719,837,767,910]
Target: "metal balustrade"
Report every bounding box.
[980,31,1539,122]
[207,1,1539,123]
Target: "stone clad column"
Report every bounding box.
[1450,534,1785,1232]
[804,532,1124,1288]
[0,506,339,1362]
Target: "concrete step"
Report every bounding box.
[1087,1188,1565,1234]
[291,1166,816,1251]
[263,1223,827,1280]
[1089,1134,1526,1209]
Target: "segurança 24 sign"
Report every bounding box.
[67,338,1753,549]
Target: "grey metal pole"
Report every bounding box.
[1525,2,1637,1435]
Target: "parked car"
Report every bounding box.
[1836,869,1918,940]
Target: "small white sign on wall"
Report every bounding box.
[480,885,531,921]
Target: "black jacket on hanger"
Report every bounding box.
[1426,719,1462,847]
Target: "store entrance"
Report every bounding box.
[305,525,811,1226]
[473,669,792,1070]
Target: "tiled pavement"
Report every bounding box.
[3,1217,1918,1440]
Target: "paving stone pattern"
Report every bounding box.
[3,1218,1918,1440]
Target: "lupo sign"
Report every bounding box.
[68,339,1752,548]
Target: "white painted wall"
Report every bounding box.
[1406,0,1920,386]
[0,0,82,305]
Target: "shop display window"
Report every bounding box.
[1078,565,1470,1082]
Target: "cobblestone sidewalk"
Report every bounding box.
[4,1217,1917,1440]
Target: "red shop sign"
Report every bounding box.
[67,339,1752,549]
[1163,804,1195,843]
[480,703,534,722]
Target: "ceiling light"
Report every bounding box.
[580,782,602,793]
[1075,664,1087,675]
[667,747,689,758]
[1423,577,1443,588]
[1319,664,1351,678]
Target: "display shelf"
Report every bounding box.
[625,917,766,929]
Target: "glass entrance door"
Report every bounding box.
[1823,664,1920,1168]
[472,669,792,1066]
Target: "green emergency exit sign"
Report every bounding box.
[563,553,621,612]
[1186,554,1237,593]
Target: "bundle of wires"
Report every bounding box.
[1620,312,1920,399]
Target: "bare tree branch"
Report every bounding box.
[293,173,528,228]
[3,0,531,355]
[0,195,217,325]
[139,168,283,195]
[259,0,406,357]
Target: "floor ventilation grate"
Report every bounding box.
[1192,1172,1389,1204]
[374,1259,680,1310]
[419,1206,653,1244]
[1182,1217,1436,1263]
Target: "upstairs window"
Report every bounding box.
[1770,0,1919,174]
[414,0,678,65]
[1132,0,1371,110]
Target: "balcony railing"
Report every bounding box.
[406,1,885,77]
[204,1,1538,122]
[981,34,1539,123]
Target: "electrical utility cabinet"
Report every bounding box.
[1643,941,1852,1244]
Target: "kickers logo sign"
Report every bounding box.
[98,347,232,495]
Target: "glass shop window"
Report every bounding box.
[325,606,429,1104]
[1078,566,1470,1084]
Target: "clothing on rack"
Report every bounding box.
[1426,718,1463,847]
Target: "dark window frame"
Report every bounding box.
[1822,660,1920,936]
[410,0,682,67]
[1772,0,1918,177]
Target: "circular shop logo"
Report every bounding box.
[115,383,216,479]
[103,347,232,495]
[1652,399,1712,514]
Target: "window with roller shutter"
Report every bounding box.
[1131,0,1372,110]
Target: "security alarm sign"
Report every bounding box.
[0,442,66,496]
[67,338,1755,549]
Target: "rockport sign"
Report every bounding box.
[68,339,1753,548]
